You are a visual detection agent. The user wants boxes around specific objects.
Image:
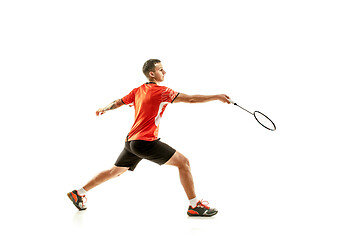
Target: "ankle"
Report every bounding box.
[77,187,87,196]
[189,197,198,208]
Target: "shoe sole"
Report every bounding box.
[67,192,87,211]
[187,211,218,217]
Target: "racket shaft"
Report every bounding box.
[234,103,253,115]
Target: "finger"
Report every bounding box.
[224,94,230,99]
[224,96,231,104]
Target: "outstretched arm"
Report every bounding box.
[96,99,124,116]
[173,93,231,104]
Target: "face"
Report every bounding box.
[149,63,166,83]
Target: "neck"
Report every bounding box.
[147,79,160,85]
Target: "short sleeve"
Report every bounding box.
[121,88,137,106]
[161,87,179,103]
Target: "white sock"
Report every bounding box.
[77,188,87,196]
[189,197,198,208]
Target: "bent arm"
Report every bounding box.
[96,99,124,116]
[173,93,230,104]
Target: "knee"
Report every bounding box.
[109,166,128,177]
[167,152,191,170]
[178,156,191,170]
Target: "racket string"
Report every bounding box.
[254,111,276,131]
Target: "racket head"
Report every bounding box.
[253,111,276,131]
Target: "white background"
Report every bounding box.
[1,0,359,239]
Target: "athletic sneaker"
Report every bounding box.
[187,200,218,217]
[67,190,87,211]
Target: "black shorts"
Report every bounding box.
[115,139,176,171]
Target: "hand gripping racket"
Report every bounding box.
[228,99,276,131]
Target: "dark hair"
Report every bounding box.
[142,59,161,78]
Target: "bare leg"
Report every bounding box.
[165,151,196,200]
[83,166,129,191]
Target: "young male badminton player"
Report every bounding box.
[67,59,230,216]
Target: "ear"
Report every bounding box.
[149,71,155,78]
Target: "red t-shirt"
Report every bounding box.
[121,82,179,141]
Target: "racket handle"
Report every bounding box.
[228,98,235,105]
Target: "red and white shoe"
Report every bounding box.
[187,200,218,217]
[67,190,87,211]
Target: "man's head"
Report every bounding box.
[142,59,166,83]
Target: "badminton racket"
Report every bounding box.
[228,99,276,131]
